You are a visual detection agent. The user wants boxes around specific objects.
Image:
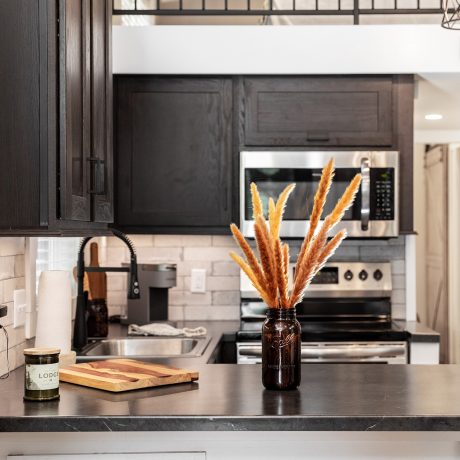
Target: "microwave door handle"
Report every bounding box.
[361,158,371,232]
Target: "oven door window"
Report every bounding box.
[245,168,362,221]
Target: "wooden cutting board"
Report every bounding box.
[87,242,107,301]
[59,359,199,392]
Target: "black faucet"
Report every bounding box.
[73,229,140,351]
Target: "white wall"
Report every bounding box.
[113,25,460,75]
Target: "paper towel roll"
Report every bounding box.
[35,270,72,354]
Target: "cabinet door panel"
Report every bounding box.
[91,0,113,223]
[244,77,393,147]
[116,77,232,231]
[0,0,41,228]
[59,0,91,222]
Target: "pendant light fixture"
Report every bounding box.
[442,0,460,29]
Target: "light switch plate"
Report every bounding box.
[13,289,26,329]
[190,269,206,293]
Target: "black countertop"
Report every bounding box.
[0,321,450,433]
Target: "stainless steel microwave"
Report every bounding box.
[240,151,399,238]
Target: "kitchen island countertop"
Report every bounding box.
[0,317,459,433]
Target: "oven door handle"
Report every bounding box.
[360,157,371,232]
[301,345,406,359]
[238,346,263,357]
[238,344,406,359]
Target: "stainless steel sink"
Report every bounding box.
[77,336,211,361]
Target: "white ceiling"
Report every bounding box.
[415,73,460,132]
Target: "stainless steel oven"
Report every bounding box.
[240,150,399,238]
[236,262,409,365]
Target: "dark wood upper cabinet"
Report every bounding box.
[0,0,113,234]
[114,74,413,235]
[114,77,233,234]
[60,0,92,222]
[240,75,414,233]
[243,76,393,147]
[90,0,114,223]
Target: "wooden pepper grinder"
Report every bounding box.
[86,242,108,338]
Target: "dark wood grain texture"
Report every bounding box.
[59,0,91,222]
[243,76,393,147]
[0,0,113,235]
[0,0,41,228]
[393,74,414,234]
[114,76,233,233]
[92,0,114,223]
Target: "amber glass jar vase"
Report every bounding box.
[262,308,301,390]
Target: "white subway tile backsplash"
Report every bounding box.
[0,257,15,281]
[106,247,129,265]
[0,344,25,378]
[154,235,211,247]
[207,276,239,291]
[168,306,184,321]
[137,247,182,262]
[107,290,129,308]
[0,238,25,257]
[128,235,155,247]
[391,259,406,275]
[184,275,238,292]
[101,234,408,322]
[212,235,234,247]
[3,277,24,303]
[392,303,406,320]
[212,261,240,276]
[0,238,30,373]
[391,275,405,290]
[391,289,405,305]
[212,291,240,305]
[184,246,234,262]
[176,261,212,277]
[169,291,212,306]
[184,305,239,321]
[106,273,126,292]
[1,301,14,328]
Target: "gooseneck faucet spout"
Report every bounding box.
[73,230,140,351]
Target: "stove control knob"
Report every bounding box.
[373,269,383,281]
[358,270,368,281]
[344,270,353,281]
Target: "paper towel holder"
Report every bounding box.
[73,230,140,351]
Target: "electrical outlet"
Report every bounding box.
[13,289,26,329]
[190,268,206,293]
[0,305,7,319]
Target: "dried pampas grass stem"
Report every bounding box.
[229,165,361,309]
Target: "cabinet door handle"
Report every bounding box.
[307,133,330,142]
[88,157,105,195]
[361,157,370,231]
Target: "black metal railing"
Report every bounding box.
[113,0,449,24]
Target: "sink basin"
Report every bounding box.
[77,336,211,361]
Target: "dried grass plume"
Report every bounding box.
[229,161,361,308]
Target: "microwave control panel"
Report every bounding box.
[370,168,394,220]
